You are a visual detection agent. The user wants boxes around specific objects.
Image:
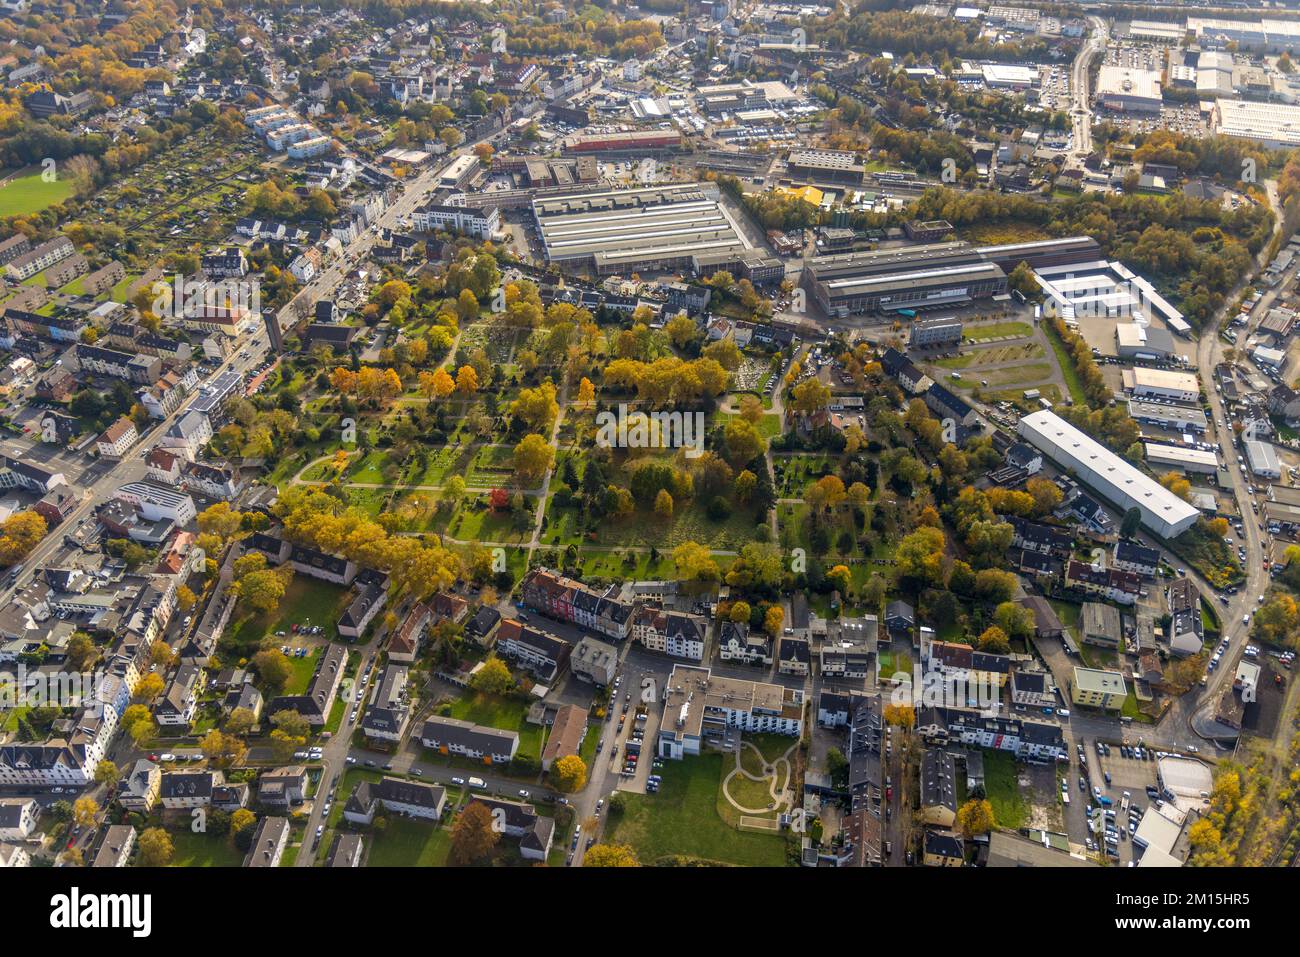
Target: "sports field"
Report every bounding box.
[0,169,74,217]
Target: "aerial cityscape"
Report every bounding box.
[0,0,1298,889]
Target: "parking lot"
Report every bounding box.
[1069,736,1164,864]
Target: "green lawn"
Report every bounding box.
[603,753,791,866]
[719,410,782,439]
[166,827,247,867]
[984,751,1028,830]
[446,691,545,756]
[0,169,75,217]
[1042,320,1089,406]
[964,321,1033,342]
[284,648,323,696]
[364,816,453,866]
[222,578,348,659]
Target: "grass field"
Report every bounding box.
[364,816,453,866]
[222,578,348,658]
[964,321,1034,342]
[984,751,1029,830]
[167,827,247,867]
[953,362,1054,390]
[603,753,790,866]
[934,343,1045,370]
[1042,320,1089,406]
[0,169,74,217]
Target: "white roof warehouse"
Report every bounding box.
[1017,410,1200,539]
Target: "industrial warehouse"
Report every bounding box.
[1212,98,1300,149]
[1017,409,1201,539]
[1033,259,1192,335]
[532,183,781,280]
[803,236,1099,317]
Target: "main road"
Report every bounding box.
[1068,16,1108,166]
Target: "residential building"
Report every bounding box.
[495,618,571,683]
[361,663,411,745]
[159,770,223,809]
[1114,540,1160,578]
[258,766,309,808]
[419,715,519,764]
[244,816,290,867]
[570,635,618,686]
[0,798,40,840]
[115,758,161,813]
[338,573,387,639]
[632,607,707,661]
[344,776,446,824]
[467,796,554,860]
[1066,561,1141,605]
[267,642,346,726]
[657,665,804,759]
[96,417,138,460]
[778,635,811,675]
[718,621,772,666]
[519,567,636,641]
[920,749,958,828]
[1071,667,1128,710]
[90,825,136,868]
[540,704,588,771]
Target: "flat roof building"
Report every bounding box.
[1071,667,1128,710]
[1126,398,1208,434]
[804,237,1101,318]
[786,148,865,185]
[1121,367,1200,403]
[1144,443,1219,474]
[1017,409,1200,538]
[1097,66,1163,113]
[1213,99,1300,149]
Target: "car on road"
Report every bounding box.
[451,777,466,786]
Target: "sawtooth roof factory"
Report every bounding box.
[532,182,782,281]
[804,236,1099,317]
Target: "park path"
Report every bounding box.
[720,740,797,814]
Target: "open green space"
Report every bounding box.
[0,169,75,217]
[603,753,790,866]
[952,362,1053,390]
[166,826,247,867]
[222,577,348,659]
[984,751,1028,830]
[445,691,545,756]
[363,815,453,866]
[964,321,1034,342]
[1042,320,1089,406]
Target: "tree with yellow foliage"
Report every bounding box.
[0,510,47,566]
[956,798,995,838]
[585,843,639,866]
[456,365,480,395]
[551,754,588,793]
